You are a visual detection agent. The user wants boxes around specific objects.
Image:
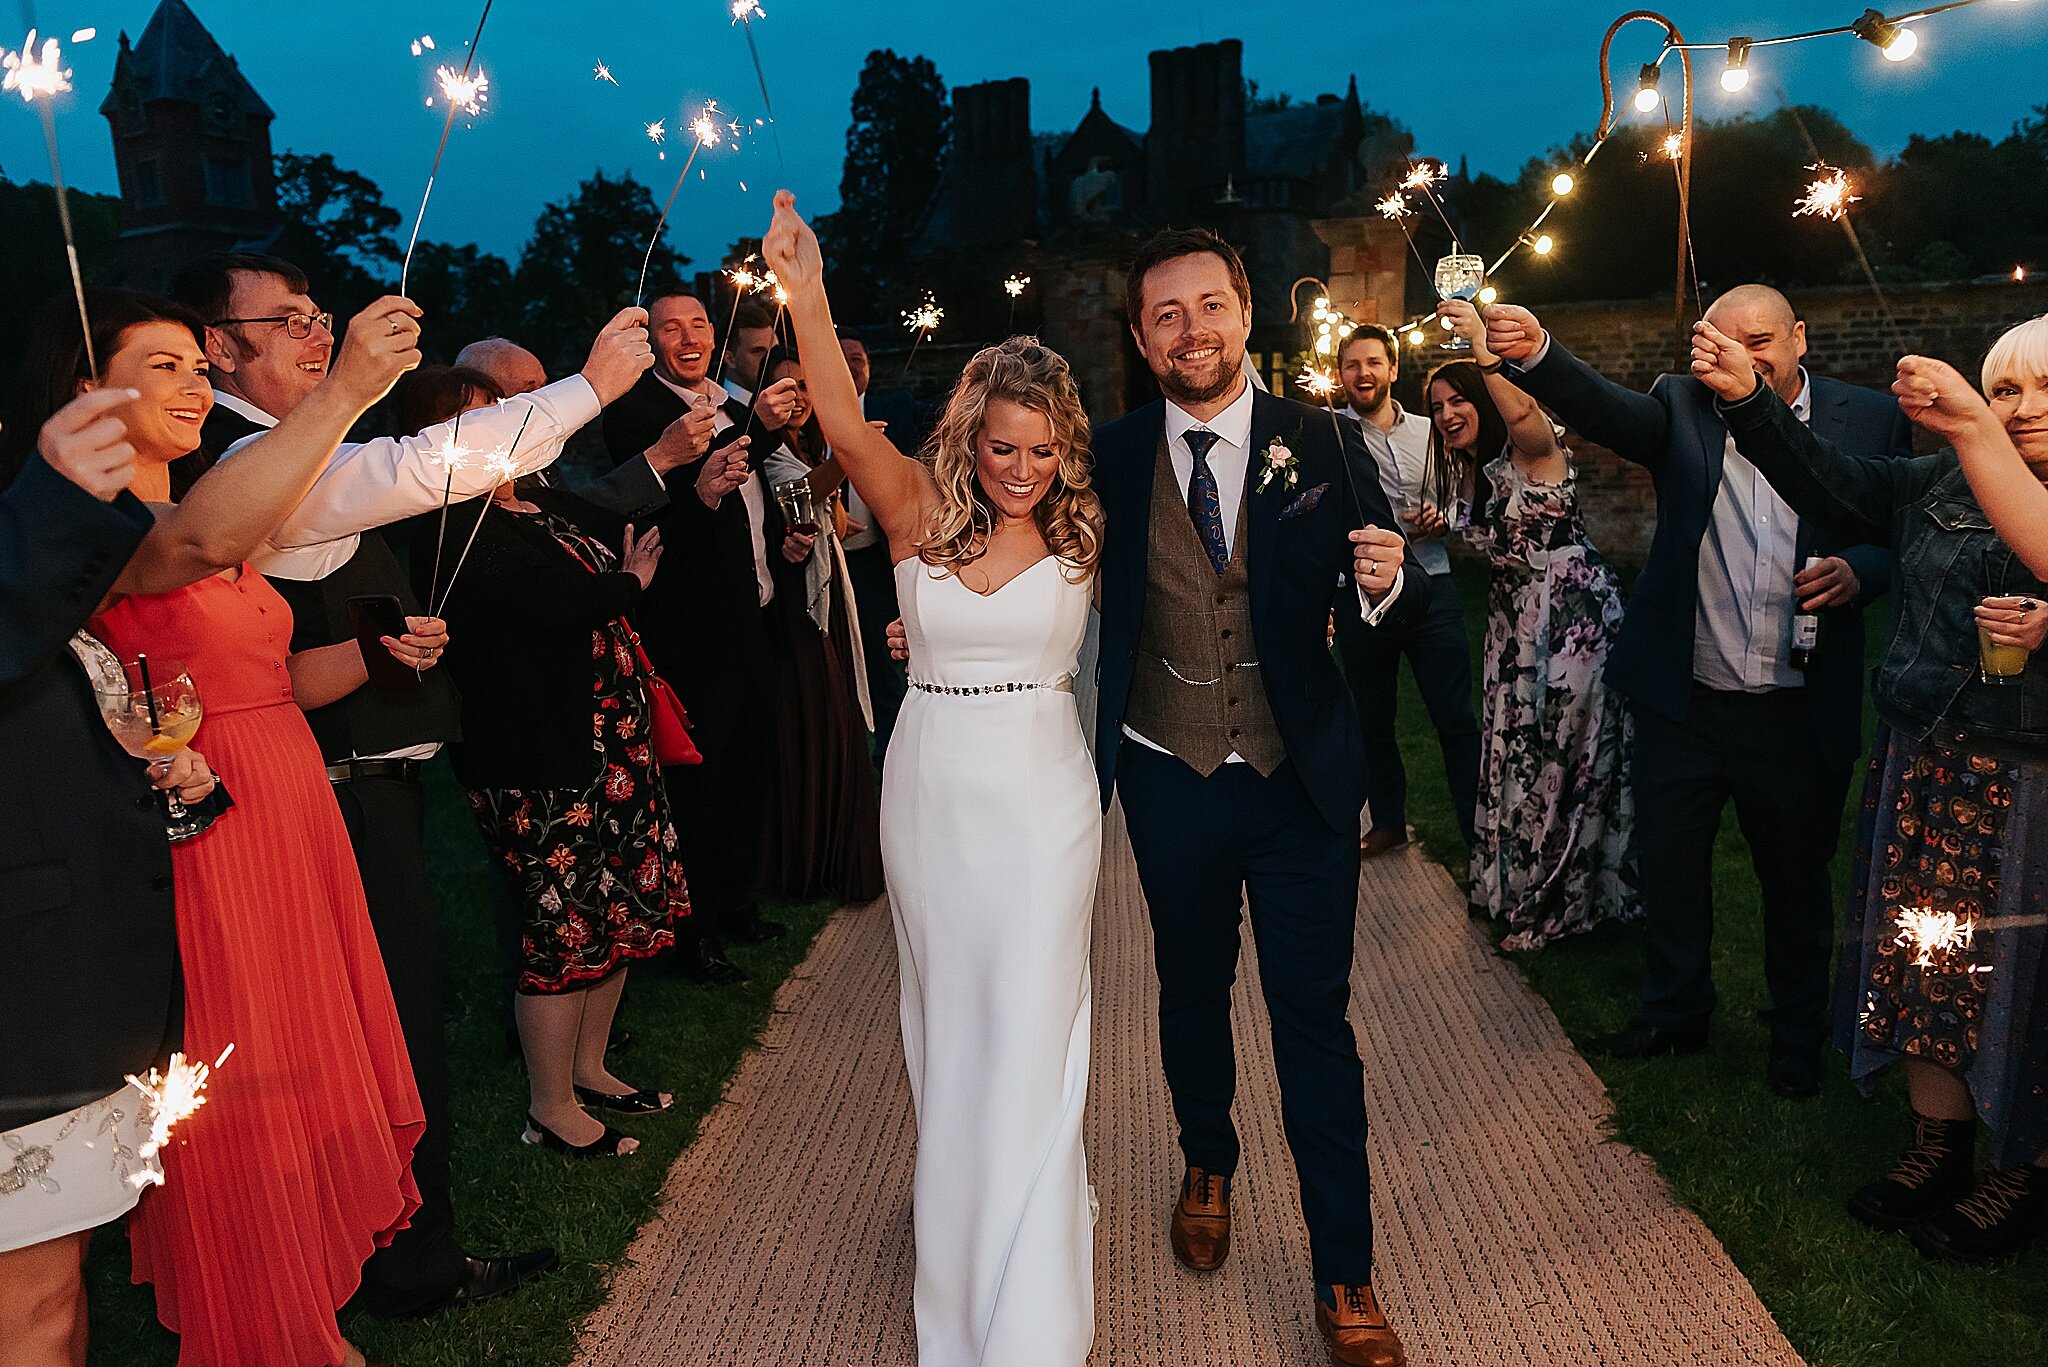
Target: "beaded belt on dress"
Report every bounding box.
[909,677,1074,697]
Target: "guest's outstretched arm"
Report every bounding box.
[1893,354,2048,577]
[1441,300,1565,481]
[1694,320,1918,544]
[762,190,936,552]
[113,297,424,595]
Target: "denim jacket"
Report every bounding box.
[1721,381,2048,758]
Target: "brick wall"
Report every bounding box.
[1413,280,2048,566]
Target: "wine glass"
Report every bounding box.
[1432,252,1486,352]
[94,657,213,841]
[773,477,820,536]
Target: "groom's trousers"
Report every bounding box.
[1118,743,1372,1286]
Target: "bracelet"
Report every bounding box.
[1477,358,1506,376]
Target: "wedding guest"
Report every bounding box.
[10,285,426,1367]
[1431,301,1638,950]
[0,390,223,1367]
[430,465,687,1159]
[1932,315,2048,576]
[836,334,912,762]
[1691,315,2048,1262]
[1329,323,1482,853]
[601,289,804,983]
[1486,286,1908,1099]
[168,254,660,1313]
[757,347,885,903]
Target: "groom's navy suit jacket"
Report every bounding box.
[1092,387,1423,835]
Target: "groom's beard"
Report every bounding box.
[1153,333,1245,407]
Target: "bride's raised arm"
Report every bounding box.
[762,190,937,555]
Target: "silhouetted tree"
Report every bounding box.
[822,49,949,319]
[512,169,688,371]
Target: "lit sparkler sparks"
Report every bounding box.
[1401,162,1442,191]
[1296,365,1340,402]
[645,119,666,145]
[410,34,437,57]
[1892,906,1982,971]
[593,60,618,85]
[70,27,95,43]
[433,63,490,117]
[689,101,723,148]
[1003,273,1031,299]
[1794,166,1859,222]
[1661,132,1684,161]
[731,0,766,21]
[726,260,763,293]
[635,98,728,306]
[1375,191,1412,220]
[2,29,73,102]
[126,1044,234,1186]
[903,296,944,336]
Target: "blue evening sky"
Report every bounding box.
[4,0,2044,271]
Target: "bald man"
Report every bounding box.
[1482,286,1912,1100]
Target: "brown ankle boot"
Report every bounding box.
[1316,1284,1407,1367]
[1169,1166,1231,1271]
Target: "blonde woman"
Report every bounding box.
[764,192,1105,1364]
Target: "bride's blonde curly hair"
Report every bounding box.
[917,336,1103,580]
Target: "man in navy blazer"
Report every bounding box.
[1486,287,1910,1098]
[1092,228,1417,1367]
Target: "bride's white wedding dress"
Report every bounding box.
[884,554,1100,1366]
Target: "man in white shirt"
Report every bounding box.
[1329,325,1481,856]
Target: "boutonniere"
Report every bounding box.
[1256,426,1303,493]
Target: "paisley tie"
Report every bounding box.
[1182,427,1229,575]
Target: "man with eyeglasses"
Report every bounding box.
[166,251,657,1320]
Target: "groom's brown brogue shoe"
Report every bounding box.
[1316,1283,1406,1367]
[1169,1166,1231,1271]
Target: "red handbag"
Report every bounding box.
[629,635,702,767]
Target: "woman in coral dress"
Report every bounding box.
[75,295,427,1366]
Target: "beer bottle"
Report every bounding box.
[1790,555,1822,671]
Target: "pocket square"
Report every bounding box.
[1281,483,1331,520]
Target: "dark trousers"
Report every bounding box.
[1631,687,1851,1049]
[333,774,467,1313]
[1332,569,1481,842]
[843,541,905,762]
[667,649,777,936]
[1117,744,1372,1285]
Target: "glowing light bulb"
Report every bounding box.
[1551,172,1575,196]
[1314,334,1332,355]
[1477,286,1498,305]
[1405,328,1425,346]
[1534,234,1554,255]
[1721,65,1750,92]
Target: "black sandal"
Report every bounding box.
[573,1084,674,1115]
[521,1112,639,1157]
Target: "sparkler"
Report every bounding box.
[1398,160,1461,249]
[729,0,783,170]
[399,0,496,296]
[1374,188,1435,280]
[432,408,534,616]
[711,255,773,384]
[1794,165,1858,221]
[900,294,943,380]
[431,63,489,117]
[1661,131,1684,161]
[126,1044,234,1187]
[424,410,477,615]
[3,24,96,376]
[409,34,436,57]
[1892,906,1990,976]
[1004,273,1030,331]
[593,60,618,85]
[635,99,727,308]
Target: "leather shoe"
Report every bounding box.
[724,910,787,945]
[397,1248,560,1317]
[1360,828,1409,860]
[1169,1166,1231,1271]
[1580,1016,1708,1059]
[1316,1284,1406,1367]
[1766,1040,1822,1099]
[672,934,747,985]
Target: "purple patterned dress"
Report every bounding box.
[1463,454,1641,949]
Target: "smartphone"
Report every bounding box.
[345,594,421,694]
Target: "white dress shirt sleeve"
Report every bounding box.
[1357,568,1404,626]
[263,374,603,551]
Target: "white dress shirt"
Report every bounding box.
[1124,380,1404,763]
[1695,371,1813,692]
[232,374,600,580]
[1343,400,1446,577]
[841,392,881,552]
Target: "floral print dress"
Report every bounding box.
[468,513,688,993]
[1463,454,1641,949]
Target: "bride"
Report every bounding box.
[764,192,1104,1363]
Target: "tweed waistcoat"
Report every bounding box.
[1124,431,1284,776]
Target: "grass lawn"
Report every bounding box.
[1391,562,2045,1367]
[84,765,837,1366]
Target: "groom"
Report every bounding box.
[1094,227,1418,1367]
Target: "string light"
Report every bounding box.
[1533,233,1555,255]
[1550,172,1576,196]
[1633,62,1662,113]
[1852,7,1919,60]
[1477,286,1499,305]
[1721,37,1753,91]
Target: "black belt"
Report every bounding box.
[325,758,425,785]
